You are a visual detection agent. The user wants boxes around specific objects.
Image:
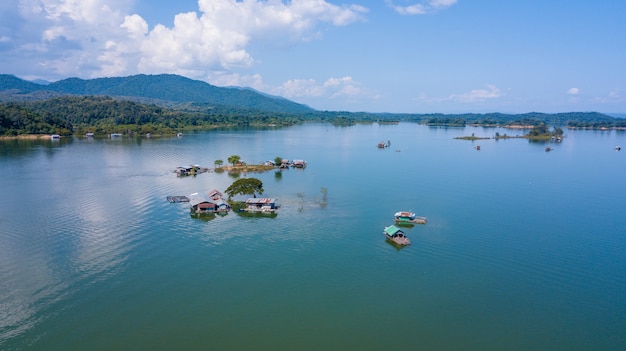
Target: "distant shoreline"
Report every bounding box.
[0,134,56,140]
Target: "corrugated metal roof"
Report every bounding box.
[213,198,229,207]
[208,189,223,198]
[384,225,402,236]
[189,192,210,207]
[245,198,276,204]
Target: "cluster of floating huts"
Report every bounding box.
[168,190,279,215]
[175,165,210,176]
[175,159,306,177]
[264,159,307,169]
[168,156,430,249]
[170,191,427,247]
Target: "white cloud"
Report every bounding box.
[207,72,265,91]
[274,78,326,97]
[415,84,503,105]
[203,73,374,103]
[121,14,148,39]
[272,76,372,100]
[386,0,457,15]
[4,0,367,80]
[453,84,502,103]
[567,87,580,95]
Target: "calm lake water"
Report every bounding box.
[1,123,625,350]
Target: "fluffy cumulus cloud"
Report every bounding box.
[567,87,580,95]
[1,0,367,81]
[2,0,136,77]
[273,76,373,101]
[386,0,457,15]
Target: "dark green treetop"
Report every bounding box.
[224,178,264,200]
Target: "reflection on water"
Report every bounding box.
[190,212,217,222]
[0,137,73,159]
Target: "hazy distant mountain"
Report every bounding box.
[608,113,626,119]
[31,79,51,85]
[0,74,314,114]
[0,75,42,93]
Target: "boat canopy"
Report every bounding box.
[384,225,402,236]
[395,211,416,219]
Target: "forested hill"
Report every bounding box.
[0,74,314,114]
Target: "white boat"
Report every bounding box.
[394,211,427,224]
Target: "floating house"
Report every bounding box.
[175,166,194,176]
[166,195,190,203]
[245,198,279,213]
[208,189,223,200]
[175,165,207,176]
[279,159,290,169]
[208,189,231,212]
[189,193,217,214]
[383,225,411,246]
[292,159,307,168]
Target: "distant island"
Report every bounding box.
[1,73,625,138]
[455,124,565,141]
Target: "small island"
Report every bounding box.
[454,133,491,141]
[176,155,306,176]
[455,123,564,141]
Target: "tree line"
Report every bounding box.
[1,95,624,137]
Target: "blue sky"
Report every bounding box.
[1,0,625,114]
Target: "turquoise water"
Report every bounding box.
[1,123,625,350]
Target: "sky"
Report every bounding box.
[1,0,625,114]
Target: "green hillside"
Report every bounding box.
[0,74,314,114]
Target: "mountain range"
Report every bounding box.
[0,73,314,114]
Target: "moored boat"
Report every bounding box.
[166,195,190,203]
[383,225,411,246]
[394,211,427,224]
